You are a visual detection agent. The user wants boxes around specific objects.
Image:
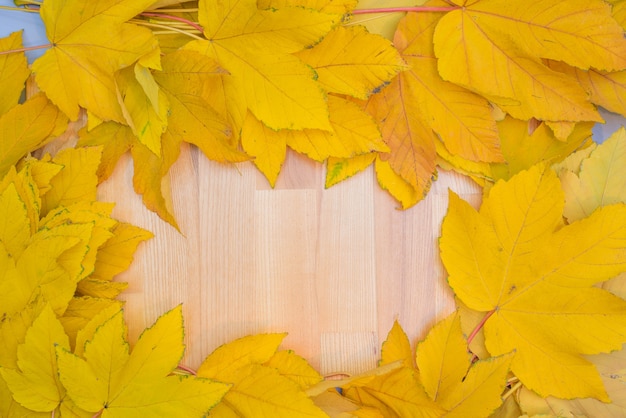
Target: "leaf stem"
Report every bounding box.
[351,6,459,15]
[140,12,204,33]
[502,380,523,401]
[0,43,52,56]
[132,20,203,40]
[174,363,197,375]
[467,309,495,345]
[0,5,40,12]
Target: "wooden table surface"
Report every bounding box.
[96,144,482,376]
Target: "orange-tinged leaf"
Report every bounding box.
[32,0,158,121]
[265,350,323,390]
[241,112,287,187]
[198,333,287,380]
[375,157,422,210]
[0,31,29,116]
[366,79,437,197]
[395,11,503,164]
[116,64,169,157]
[0,94,67,177]
[441,165,626,399]
[558,127,626,222]
[154,50,248,164]
[296,25,407,99]
[548,60,626,120]
[380,320,413,368]
[40,147,102,216]
[491,117,593,183]
[0,304,69,412]
[186,0,336,130]
[342,367,444,418]
[434,5,603,122]
[416,312,470,403]
[210,364,326,418]
[287,95,388,162]
[325,153,376,188]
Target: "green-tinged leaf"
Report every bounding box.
[265,350,323,390]
[41,147,102,216]
[326,153,376,188]
[380,320,413,368]
[1,304,69,412]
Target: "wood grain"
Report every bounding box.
[97,146,482,375]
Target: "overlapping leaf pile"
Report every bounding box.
[3,0,626,416]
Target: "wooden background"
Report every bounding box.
[95,143,482,376]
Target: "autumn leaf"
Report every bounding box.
[116,63,169,157]
[265,350,323,390]
[0,304,70,413]
[32,0,159,121]
[57,306,230,417]
[0,31,30,116]
[341,367,444,418]
[198,333,326,417]
[379,320,413,369]
[547,60,626,121]
[440,164,626,400]
[490,116,594,183]
[184,0,337,131]
[0,94,67,177]
[433,0,626,122]
[295,25,408,100]
[415,312,513,416]
[325,153,377,189]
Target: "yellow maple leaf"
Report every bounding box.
[416,312,513,417]
[433,0,622,122]
[0,94,67,177]
[265,350,323,390]
[76,122,134,182]
[342,366,445,418]
[32,0,159,121]
[153,50,248,164]
[548,60,626,120]
[0,31,30,116]
[490,116,594,183]
[40,147,102,216]
[198,333,326,417]
[0,304,70,413]
[296,25,407,99]
[241,112,287,187]
[184,0,337,131]
[558,127,626,222]
[58,297,123,352]
[440,164,626,400]
[394,11,503,164]
[57,306,230,417]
